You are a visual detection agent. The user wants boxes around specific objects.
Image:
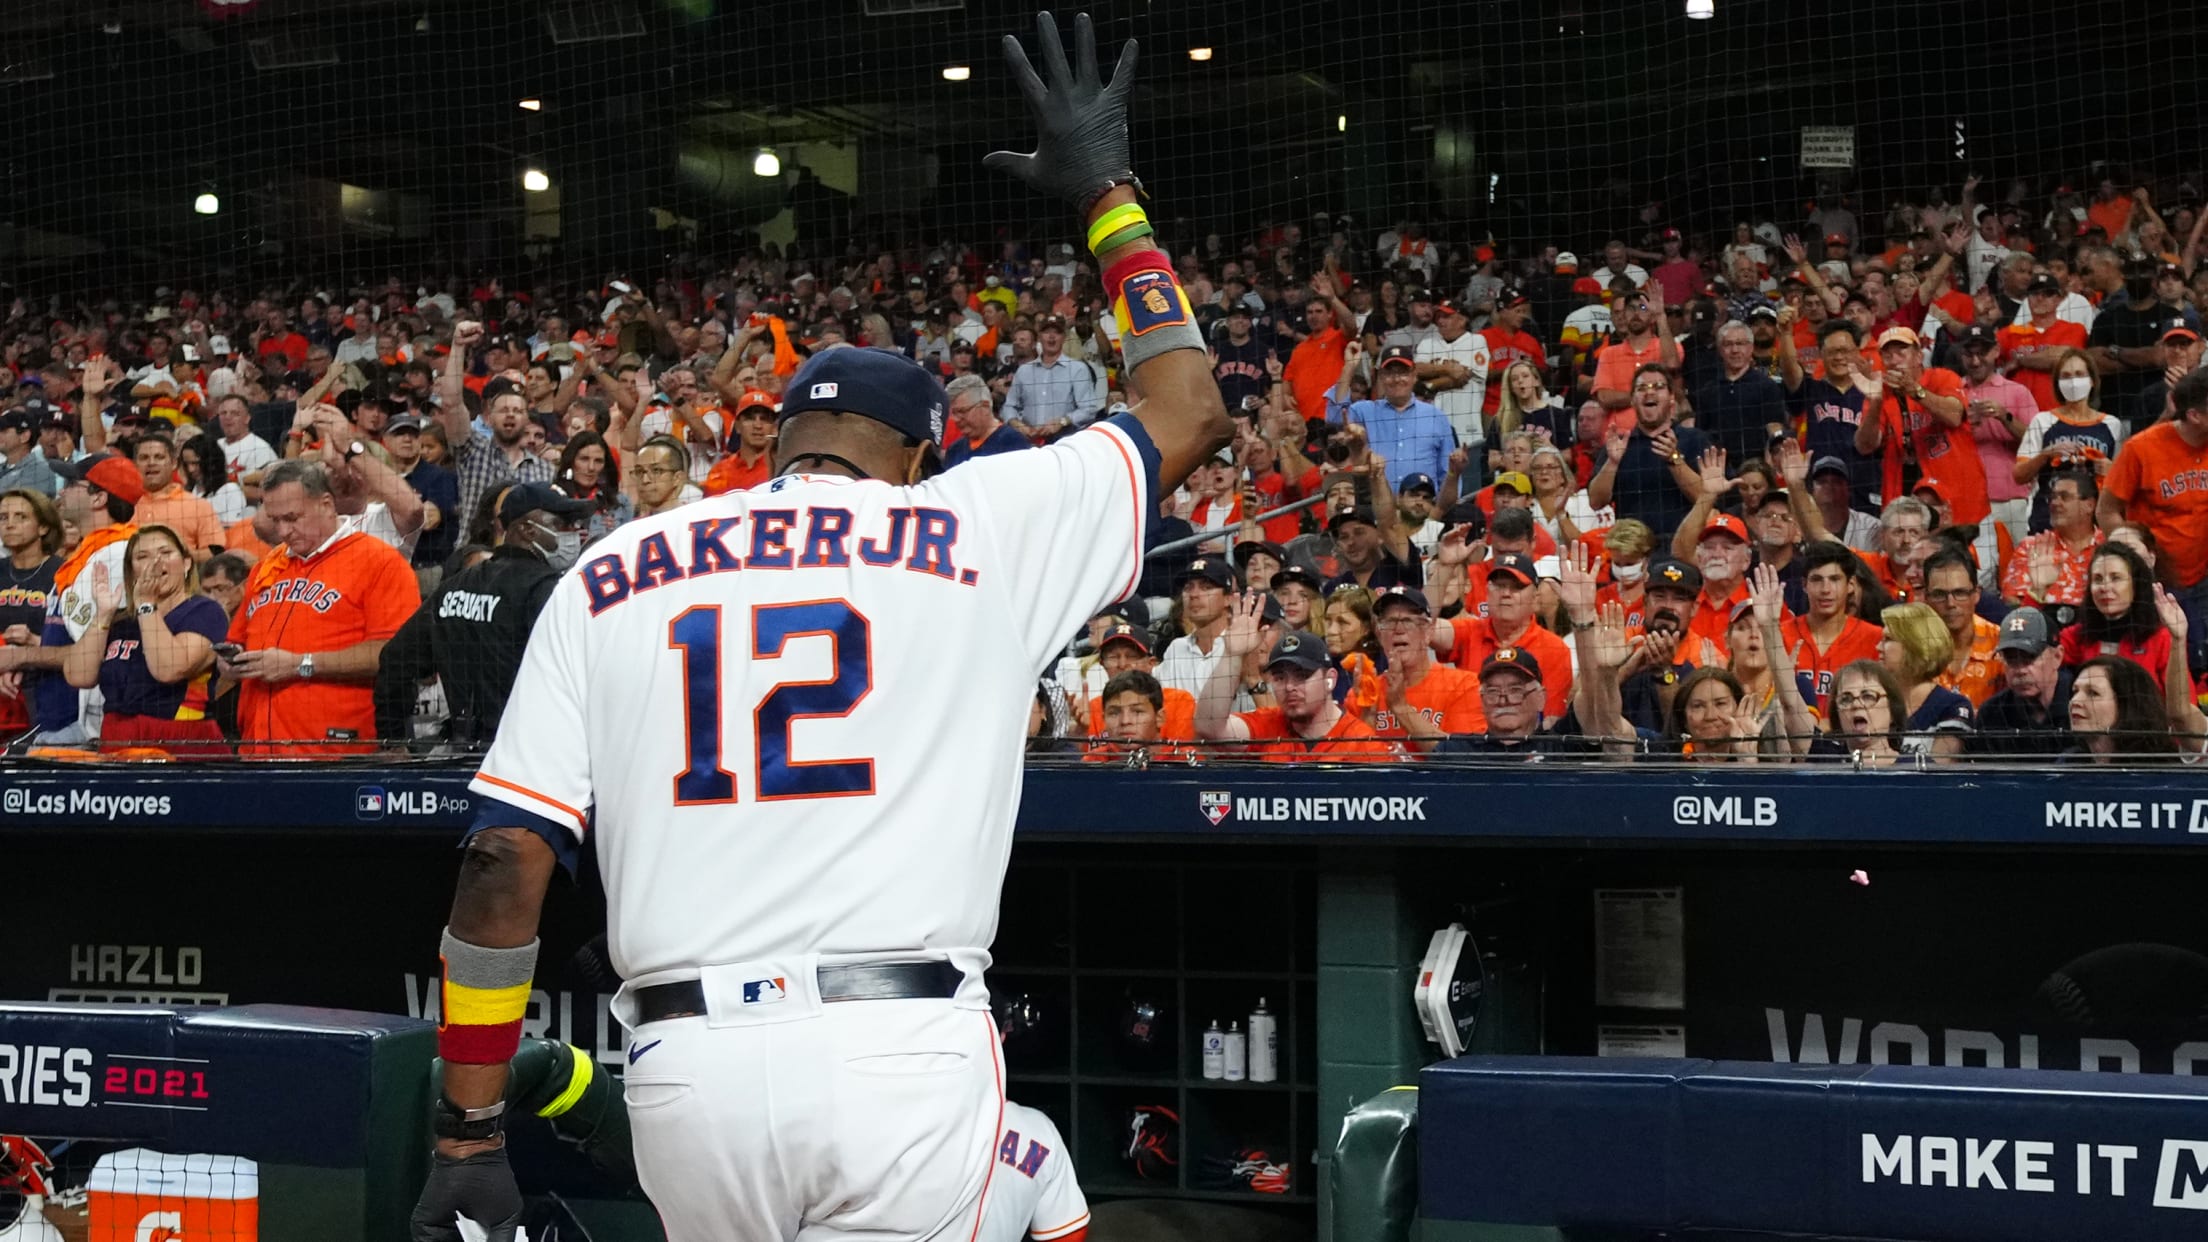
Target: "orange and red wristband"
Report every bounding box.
[437,928,538,1064]
[1102,248,1204,369]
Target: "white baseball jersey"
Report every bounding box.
[470,414,1158,990]
[981,1104,1089,1242]
[1416,329,1491,447]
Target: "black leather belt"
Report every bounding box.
[634,961,964,1023]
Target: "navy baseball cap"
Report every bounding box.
[1264,630,1329,674]
[1179,556,1237,590]
[1270,564,1325,595]
[0,409,32,436]
[778,347,950,452]
[1374,584,1431,616]
[498,482,597,527]
[1097,621,1152,655]
[1329,505,1382,533]
[1478,645,1543,683]
[1399,472,1438,496]
[1809,455,1851,481]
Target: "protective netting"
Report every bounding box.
[0,1,2204,759]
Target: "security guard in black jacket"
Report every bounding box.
[375,482,594,747]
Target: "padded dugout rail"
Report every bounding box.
[1418,1055,2208,1241]
[0,1001,434,1241]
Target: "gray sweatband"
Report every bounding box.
[440,927,540,991]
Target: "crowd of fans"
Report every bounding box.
[3,170,2208,764]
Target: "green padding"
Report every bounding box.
[1329,1085,1419,1242]
[365,1022,437,1242]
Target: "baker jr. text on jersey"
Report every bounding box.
[579,502,972,616]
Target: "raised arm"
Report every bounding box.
[1774,439,1835,544]
[1775,305,1806,391]
[986,12,1231,488]
[1752,563,1817,754]
[1670,446,1734,560]
[437,321,483,446]
[1193,590,1267,742]
[2154,585,2208,745]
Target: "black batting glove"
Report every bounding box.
[983,12,1140,213]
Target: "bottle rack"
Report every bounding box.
[991,856,1318,1207]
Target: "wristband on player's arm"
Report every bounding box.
[1102,248,1205,371]
[437,927,539,1064]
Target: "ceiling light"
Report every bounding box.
[1686,0,1714,17]
[518,98,542,111]
[1187,47,1213,61]
[941,65,969,81]
[522,168,551,193]
[753,148,780,178]
[1337,115,1347,133]
[193,193,220,216]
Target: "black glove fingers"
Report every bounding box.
[999,33,1050,110]
[1035,11,1075,95]
[1106,38,1139,101]
[1073,13,1101,94]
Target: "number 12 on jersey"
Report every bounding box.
[667,599,876,805]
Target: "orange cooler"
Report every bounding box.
[86,1150,258,1241]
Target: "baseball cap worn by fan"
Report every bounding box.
[1264,630,1329,674]
[1399,472,1438,497]
[1487,552,1538,587]
[1875,326,1921,351]
[2160,317,2201,344]
[55,453,146,505]
[1478,645,1542,683]
[498,482,597,527]
[2026,274,2063,297]
[1957,324,1999,351]
[1379,345,1417,371]
[1995,607,2054,658]
[778,347,952,462]
[1809,455,1852,482]
[1098,622,1152,656]
[1646,558,1703,596]
[1492,471,1532,496]
[1698,513,1749,545]
[0,410,31,437]
[1375,585,1431,616]
[1328,505,1382,534]
[1554,252,1580,273]
[1179,557,1237,590]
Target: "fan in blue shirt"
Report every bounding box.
[1324,342,1457,492]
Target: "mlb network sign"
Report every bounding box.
[1200,791,1428,827]
[1863,1132,2208,1212]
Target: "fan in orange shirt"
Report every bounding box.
[700,389,779,497]
[1196,595,1399,763]
[1365,586,1482,738]
[1999,274,2091,410]
[1282,274,1356,423]
[1083,622,1197,740]
[1434,552,1574,726]
[1859,327,1988,525]
[1779,541,1886,713]
[223,460,421,756]
[1085,668,1199,765]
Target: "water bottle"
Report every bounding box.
[1247,998,1278,1083]
[1201,1020,1225,1080]
[1222,1020,1246,1081]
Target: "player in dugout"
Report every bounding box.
[411,13,1232,1240]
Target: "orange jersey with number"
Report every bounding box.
[230,529,421,755]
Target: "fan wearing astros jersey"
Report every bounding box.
[411,13,1233,1242]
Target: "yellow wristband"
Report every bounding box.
[1086,203,1149,255]
[1095,221,1155,255]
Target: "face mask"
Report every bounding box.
[2057,375,2094,404]
[1612,561,1647,584]
[546,529,584,571]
